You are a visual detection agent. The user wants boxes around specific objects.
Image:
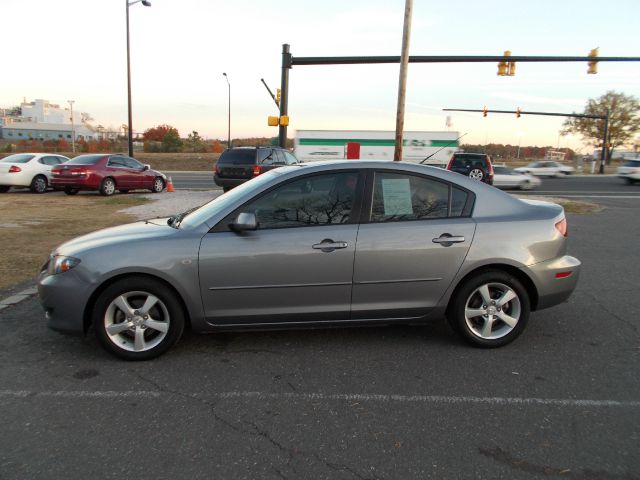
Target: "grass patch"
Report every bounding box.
[0,192,148,289]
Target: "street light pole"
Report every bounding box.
[67,100,75,153]
[125,0,151,158]
[223,73,231,149]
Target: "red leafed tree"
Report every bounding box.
[58,138,70,151]
[212,140,224,153]
[143,124,179,142]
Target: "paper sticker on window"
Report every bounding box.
[381,178,413,216]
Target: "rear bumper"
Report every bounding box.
[51,178,100,190]
[0,171,30,187]
[522,255,581,310]
[213,174,248,189]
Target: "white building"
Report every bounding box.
[20,99,69,124]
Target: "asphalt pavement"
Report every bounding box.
[1,190,639,478]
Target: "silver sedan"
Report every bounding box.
[38,161,581,360]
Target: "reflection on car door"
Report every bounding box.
[198,171,363,325]
[351,171,476,320]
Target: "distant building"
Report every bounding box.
[0,98,119,141]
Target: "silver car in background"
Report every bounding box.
[0,153,70,193]
[38,161,581,360]
[493,165,541,190]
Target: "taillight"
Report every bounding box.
[8,165,21,173]
[446,156,454,170]
[253,165,262,176]
[555,218,568,237]
[52,169,61,175]
[487,161,494,176]
[214,164,219,174]
[70,168,87,176]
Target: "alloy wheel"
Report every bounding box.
[463,282,521,340]
[469,169,484,181]
[103,291,170,352]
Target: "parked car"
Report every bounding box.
[51,154,166,196]
[446,152,494,185]
[0,153,70,193]
[214,146,299,192]
[617,159,640,184]
[514,161,575,177]
[493,165,541,190]
[39,161,581,360]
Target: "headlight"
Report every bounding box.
[47,255,81,275]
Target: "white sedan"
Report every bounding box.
[514,161,575,177]
[493,165,541,190]
[617,159,640,184]
[0,153,70,193]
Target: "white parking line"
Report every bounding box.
[1,390,638,408]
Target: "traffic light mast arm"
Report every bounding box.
[443,108,605,120]
[260,78,280,108]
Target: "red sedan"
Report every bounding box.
[51,154,167,196]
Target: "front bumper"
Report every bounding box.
[522,255,581,310]
[38,268,93,335]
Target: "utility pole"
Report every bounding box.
[68,100,76,153]
[279,44,291,148]
[394,0,413,161]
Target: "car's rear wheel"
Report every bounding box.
[469,169,484,181]
[30,175,48,194]
[93,276,185,360]
[64,187,79,195]
[447,270,530,348]
[100,177,116,196]
[519,180,532,190]
[151,177,165,193]
[0,186,10,193]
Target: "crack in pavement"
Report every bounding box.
[134,373,380,479]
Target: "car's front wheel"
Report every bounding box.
[447,270,530,348]
[519,180,533,190]
[151,177,165,193]
[93,276,185,360]
[100,177,116,196]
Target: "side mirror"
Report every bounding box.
[229,212,258,232]
[143,164,150,171]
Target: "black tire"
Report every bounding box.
[92,276,185,361]
[519,180,532,190]
[0,186,10,193]
[447,270,530,348]
[64,187,79,195]
[100,177,116,196]
[624,178,635,185]
[151,176,165,193]
[30,175,48,194]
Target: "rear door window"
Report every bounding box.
[370,172,469,222]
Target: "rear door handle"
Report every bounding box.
[312,239,348,252]
[432,234,465,246]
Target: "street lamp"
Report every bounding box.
[126,0,151,158]
[222,73,231,149]
[67,100,76,153]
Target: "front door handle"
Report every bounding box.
[312,239,348,253]
[432,234,465,247]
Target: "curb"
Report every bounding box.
[0,286,38,312]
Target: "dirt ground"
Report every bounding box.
[0,191,149,289]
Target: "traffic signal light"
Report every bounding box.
[276,88,281,106]
[587,48,599,74]
[516,107,522,118]
[498,50,515,76]
[483,105,488,117]
[267,115,289,127]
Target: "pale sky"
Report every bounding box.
[2,0,639,151]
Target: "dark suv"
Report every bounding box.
[446,152,494,185]
[214,147,299,192]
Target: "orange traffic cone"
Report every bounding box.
[167,176,174,193]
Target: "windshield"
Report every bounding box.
[1,154,35,163]
[178,171,282,229]
[65,155,105,165]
